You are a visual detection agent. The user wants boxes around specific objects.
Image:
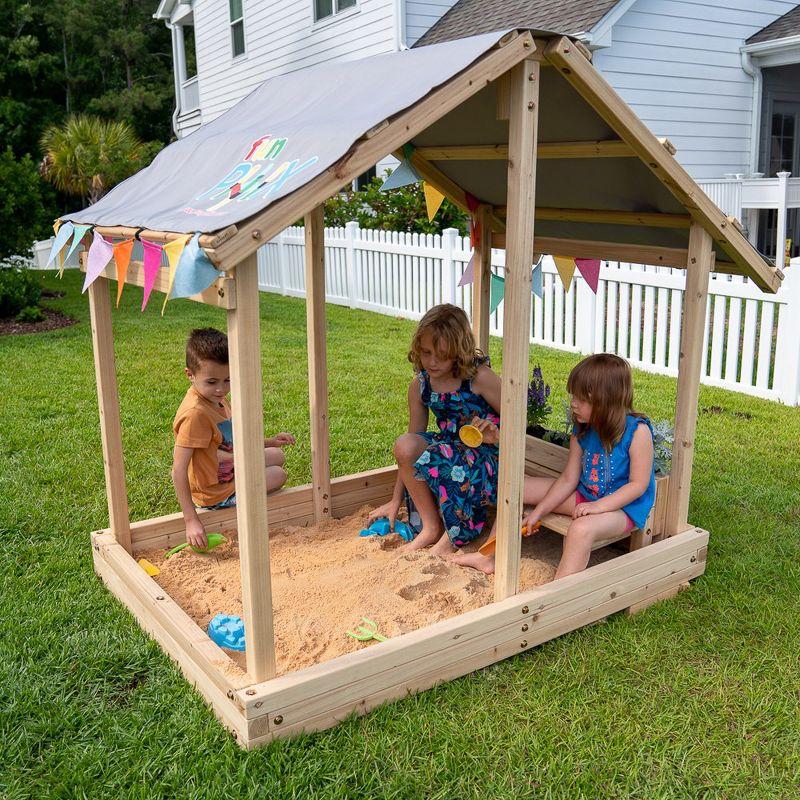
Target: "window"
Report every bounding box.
[314,0,357,23]
[229,0,245,58]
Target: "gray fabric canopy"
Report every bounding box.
[62,31,513,233]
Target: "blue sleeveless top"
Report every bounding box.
[574,414,656,529]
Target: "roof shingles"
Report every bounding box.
[747,4,800,45]
[414,0,620,47]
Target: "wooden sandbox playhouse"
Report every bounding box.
[69,30,782,748]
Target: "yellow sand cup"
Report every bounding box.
[459,424,483,448]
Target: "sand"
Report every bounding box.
[140,507,615,680]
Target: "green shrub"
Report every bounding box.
[15,305,44,323]
[0,263,42,318]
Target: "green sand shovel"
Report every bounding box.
[165,533,227,558]
[346,617,388,643]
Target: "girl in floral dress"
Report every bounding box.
[368,304,502,556]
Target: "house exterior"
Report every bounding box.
[154,0,800,261]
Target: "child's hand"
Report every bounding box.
[572,501,605,519]
[470,416,499,446]
[186,518,208,549]
[267,432,296,448]
[367,499,401,529]
[523,506,542,533]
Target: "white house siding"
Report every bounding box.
[405,1,456,46]
[593,0,799,180]
[192,0,396,126]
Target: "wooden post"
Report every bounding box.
[305,205,332,522]
[494,59,539,601]
[227,253,276,681]
[472,204,493,354]
[664,223,713,536]
[87,275,132,553]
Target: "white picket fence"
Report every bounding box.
[257,222,800,406]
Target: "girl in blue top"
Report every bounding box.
[454,353,655,579]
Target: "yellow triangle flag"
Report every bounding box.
[161,235,191,315]
[423,183,446,222]
[553,256,576,292]
[113,239,135,307]
[53,219,65,276]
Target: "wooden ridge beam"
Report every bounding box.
[64,223,237,250]
[544,36,780,293]
[209,31,537,270]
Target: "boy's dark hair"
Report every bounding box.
[186,328,228,371]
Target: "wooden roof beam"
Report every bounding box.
[495,207,691,228]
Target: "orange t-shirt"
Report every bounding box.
[173,386,234,507]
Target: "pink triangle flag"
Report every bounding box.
[575,258,601,293]
[82,230,115,293]
[141,240,164,311]
[458,254,475,287]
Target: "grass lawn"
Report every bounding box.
[2,270,799,799]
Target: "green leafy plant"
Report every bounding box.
[39,115,157,204]
[15,305,44,323]
[651,419,674,475]
[324,175,469,234]
[0,261,41,318]
[526,364,552,430]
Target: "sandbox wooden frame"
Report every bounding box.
[83,32,779,748]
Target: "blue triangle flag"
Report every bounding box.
[379,159,421,192]
[170,233,222,299]
[64,224,92,263]
[531,259,543,299]
[489,273,505,314]
[47,221,75,267]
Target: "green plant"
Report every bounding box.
[526,364,552,429]
[0,261,41,318]
[39,115,155,204]
[15,305,44,323]
[324,175,469,234]
[651,418,674,475]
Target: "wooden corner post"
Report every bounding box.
[494,58,540,601]
[472,204,493,355]
[87,275,132,553]
[664,223,713,536]
[305,205,332,521]
[227,252,276,681]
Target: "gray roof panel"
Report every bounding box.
[747,5,800,44]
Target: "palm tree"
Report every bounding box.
[40,115,154,205]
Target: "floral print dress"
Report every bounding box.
[406,362,500,546]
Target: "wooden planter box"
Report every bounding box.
[92,460,705,749]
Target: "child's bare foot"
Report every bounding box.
[400,526,443,552]
[449,551,496,575]
[429,532,456,557]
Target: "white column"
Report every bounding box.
[441,227,458,306]
[774,267,800,406]
[776,171,791,268]
[575,272,597,354]
[344,220,359,308]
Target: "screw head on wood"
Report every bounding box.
[521,606,529,614]
[521,624,529,632]
[520,640,528,648]
[246,689,256,695]
[527,101,535,110]
[252,230,262,240]
[226,690,235,700]
[274,715,283,725]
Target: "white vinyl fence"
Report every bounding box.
[258,222,800,406]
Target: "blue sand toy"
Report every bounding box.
[208,613,246,651]
[359,517,415,542]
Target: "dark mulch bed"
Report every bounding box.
[0,308,77,336]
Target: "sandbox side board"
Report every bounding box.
[91,461,707,749]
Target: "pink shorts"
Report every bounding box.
[575,491,636,532]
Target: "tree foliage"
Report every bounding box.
[0,149,54,258]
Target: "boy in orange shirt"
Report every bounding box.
[172,328,294,548]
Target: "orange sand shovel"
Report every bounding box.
[478,521,542,556]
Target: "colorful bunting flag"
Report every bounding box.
[82,231,115,293]
[53,219,61,236]
[531,259,543,299]
[113,239,135,307]
[553,255,576,293]
[161,235,192,314]
[465,192,481,249]
[489,273,505,314]
[141,240,163,311]
[423,183,445,221]
[63,224,92,270]
[46,221,75,273]
[458,254,475,287]
[379,159,421,192]
[170,233,222,301]
[575,258,601,294]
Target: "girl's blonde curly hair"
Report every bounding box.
[408,304,484,379]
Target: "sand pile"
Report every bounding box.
[140,507,612,679]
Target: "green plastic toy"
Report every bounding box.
[346,617,388,643]
[165,533,227,558]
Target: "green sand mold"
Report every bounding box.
[165,533,228,558]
